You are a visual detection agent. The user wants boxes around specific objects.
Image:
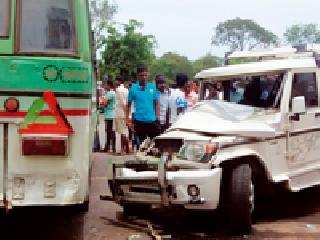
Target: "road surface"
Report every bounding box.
[1,153,320,239]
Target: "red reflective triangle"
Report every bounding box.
[19,91,74,135]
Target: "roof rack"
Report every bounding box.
[227,44,320,61]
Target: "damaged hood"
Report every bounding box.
[169,100,277,138]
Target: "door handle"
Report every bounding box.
[315,112,320,118]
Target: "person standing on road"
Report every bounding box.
[126,64,160,148]
[124,81,136,152]
[102,80,116,153]
[155,75,170,133]
[113,76,129,155]
[169,73,188,126]
[185,80,199,108]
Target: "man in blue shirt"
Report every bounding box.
[126,65,160,147]
[102,80,116,153]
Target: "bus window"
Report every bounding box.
[18,0,76,54]
[0,0,10,37]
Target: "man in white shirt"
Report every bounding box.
[114,76,129,155]
[169,73,188,125]
[155,75,170,133]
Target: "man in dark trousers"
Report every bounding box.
[126,64,160,148]
[102,80,116,153]
[155,75,170,133]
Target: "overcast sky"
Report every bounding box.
[114,0,320,60]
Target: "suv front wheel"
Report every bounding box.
[226,164,254,234]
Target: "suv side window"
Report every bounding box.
[291,72,318,108]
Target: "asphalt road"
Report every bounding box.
[1,153,320,240]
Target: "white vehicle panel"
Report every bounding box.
[7,116,91,206]
[121,168,222,210]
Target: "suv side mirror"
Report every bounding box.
[290,96,306,121]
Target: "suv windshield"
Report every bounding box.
[18,0,76,54]
[0,0,9,37]
[200,73,284,109]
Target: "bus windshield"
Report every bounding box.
[18,0,76,54]
[200,73,284,109]
[0,0,9,37]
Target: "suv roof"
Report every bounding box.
[195,58,316,79]
[195,45,320,80]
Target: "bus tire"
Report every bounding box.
[71,200,89,213]
[226,164,253,235]
[79,200,90,212]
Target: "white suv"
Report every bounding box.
[106,45,320,234]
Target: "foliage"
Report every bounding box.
[284,24,320,44]
[89,0,117,50]
[212,18,279,51]
[101,19,156,81]
[192,54,222,75]
[149,53,222,84]
[149,52,193,83]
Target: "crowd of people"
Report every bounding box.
[99,64,199,155]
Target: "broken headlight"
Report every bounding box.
[177,141,219,163]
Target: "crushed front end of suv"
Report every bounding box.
[106,45,320,234]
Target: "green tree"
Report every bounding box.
[89,0,117,50]
[100,19,156,81]
[192,54,222,75]
[284,24,320,44]
[150,52,193,83]
[212,18,279,51]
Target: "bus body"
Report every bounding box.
[0,0,95,209]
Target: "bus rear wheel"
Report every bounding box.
[70,200,89,213]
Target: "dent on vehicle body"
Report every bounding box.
[167,100,276,138]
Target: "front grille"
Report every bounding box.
[154,138,183,152]
[129,185,160,194]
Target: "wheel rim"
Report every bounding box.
[249,183,254,213]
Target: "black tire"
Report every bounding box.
[93,127,101,152]
[78,200,90,212]
[76,200,90,213]
[68,200,89,214]
[226,164,253,235]
[123,203,151,217]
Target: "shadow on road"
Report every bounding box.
[0,207,85,240]
[254,186,320,222]
[1,186,319,240]
[110,186,320,239]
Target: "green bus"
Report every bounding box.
[0,0,95,210]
